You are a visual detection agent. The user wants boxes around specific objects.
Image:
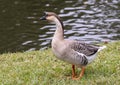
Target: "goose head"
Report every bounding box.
[40,12,61,22]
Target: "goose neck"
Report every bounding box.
[53,17,64,40]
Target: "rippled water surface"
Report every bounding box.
[0,0,120,53]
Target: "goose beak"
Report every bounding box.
[40,11,47,20]
[40,16,46,20]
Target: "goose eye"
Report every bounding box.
[46,14,49,16]
[46,14,51,17]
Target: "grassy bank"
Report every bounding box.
[0,41,120,85]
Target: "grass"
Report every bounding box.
[0,41,120,85]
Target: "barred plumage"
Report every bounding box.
[70,41,99,56]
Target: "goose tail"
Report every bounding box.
[98,45,107,52]
[86,45,106,64]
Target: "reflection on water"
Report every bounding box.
[0,0,120,53]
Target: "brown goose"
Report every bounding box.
[40,12,106,80]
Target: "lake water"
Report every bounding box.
[0,0,120,53]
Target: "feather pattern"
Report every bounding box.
[74,51,88,66]
[70,41,99,56]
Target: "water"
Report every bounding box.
[0,0,120,53]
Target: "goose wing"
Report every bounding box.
[69,41,99,56]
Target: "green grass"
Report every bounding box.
[0,41,120,85]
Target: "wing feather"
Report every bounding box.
[70,41,99,56]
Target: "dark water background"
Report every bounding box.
[0,0,120,53]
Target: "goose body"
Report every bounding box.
[40,12,106,80]
[52,39,106,66]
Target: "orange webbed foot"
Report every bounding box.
[72,66,85,80]
[72,77,81,80]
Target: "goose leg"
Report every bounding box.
[72,65,76,79]
[72,66,85,80]
[78,66,85,79]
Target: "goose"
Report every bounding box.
[40,12,106,80]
